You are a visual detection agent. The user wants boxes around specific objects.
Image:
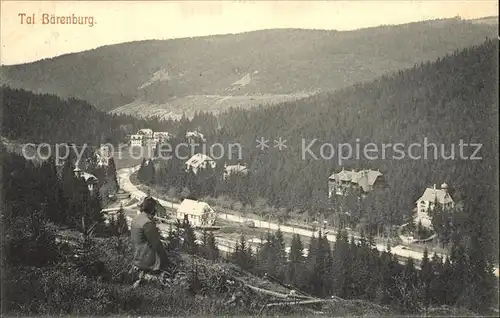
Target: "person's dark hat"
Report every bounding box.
[140,196,157,214]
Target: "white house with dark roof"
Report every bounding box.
[414,183,454,228]
[129,129,156,147]
[176,199,217,227]
[185,153,216,174]
[328,168,385,197]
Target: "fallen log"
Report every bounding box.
[244,283,312,300]
[264,273,315,299]
[265,298,336,307]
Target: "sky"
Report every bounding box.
[1,0,498,65]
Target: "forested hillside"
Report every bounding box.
[1,18,496,118]
[0,86,176,145]
[151,39,498,260]
[3,143,495,316]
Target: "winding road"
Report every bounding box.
[113,165,499,277]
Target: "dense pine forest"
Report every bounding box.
[142,39,498,261]
[0,86,177,145]
[2,148,497,315]
[158,213,499,314]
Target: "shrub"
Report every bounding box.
[3,210,61,267]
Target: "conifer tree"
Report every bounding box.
[181,217,198,254]
[379,246,399,305]
[272,228,287,280]
[138,158,147,182]
[206,231,220,261]
[184,167,198,198]
[231,234,254,271]
[149,162,156,185]
[331,229,350,297]
[350,230,374,300]
[108,157,118,190]
[115,205,129,236]
[305,232,320,294]
[317,232,333,297]
[462,230,497,312]
[200,229,219,261]
[397,257,420,313]
[200,229,209,257]
[166,224,181,251]
[429,252,444,305]
[419,248,433,308]
[449,242,467,304]
[40,156,67,224]
[287,234,305,287]
[256,231,278,277]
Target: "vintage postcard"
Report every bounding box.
[1,0,499,316]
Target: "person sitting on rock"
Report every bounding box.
[130,196,170,286]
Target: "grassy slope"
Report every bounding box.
[3,231,480,317]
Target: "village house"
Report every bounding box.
[128,129,171,148]
[138,129,155,147]
[223,163,248,179]
[73,167,99,192]
[328,168,385,198]
[129,134,144,147]
[176,199,217,227]
[414,183,454,228]
[143,136,157,148]
[153,132,171,144]
[186,131,206,143]
[137,128,154,138]
[185,153,216,174]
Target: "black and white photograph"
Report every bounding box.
[1,0,499,316]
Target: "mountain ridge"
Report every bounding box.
[1,17,497,118]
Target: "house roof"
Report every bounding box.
[329,169,383,191]
[186,153,214,168]
[353,170,383,191]
[225,164,248,174]
[186,131,206,141]
[153,132,170,137]
[81,172,98,183]
[177,199,214,216]
[137,129,153,136]
[417,187,454,204]
[130,134,144,140]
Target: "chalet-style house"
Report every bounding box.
[414,183,454,228]
[223,164,248,179]
[328,168,385,197]
[176,199,217,227]
[73,167,99,192]
[185,153,216,174]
